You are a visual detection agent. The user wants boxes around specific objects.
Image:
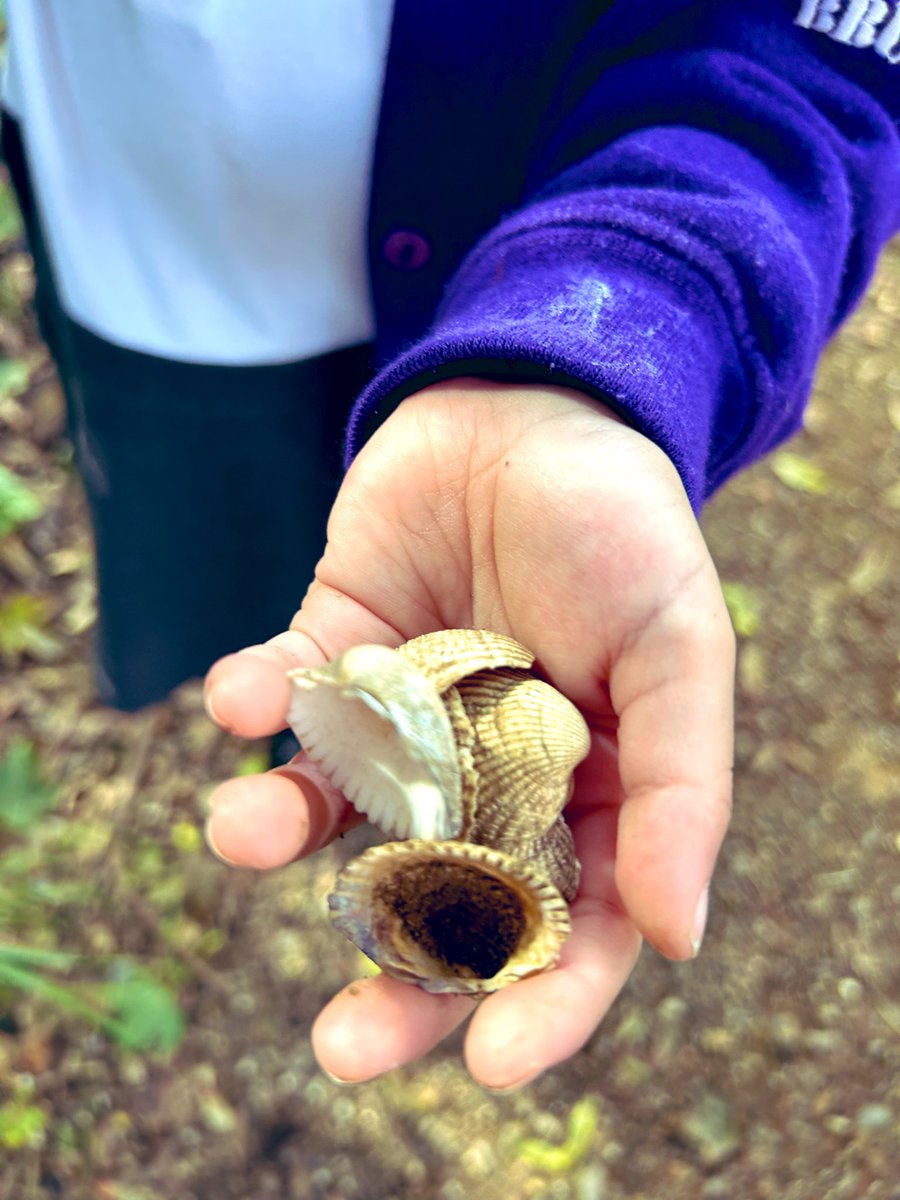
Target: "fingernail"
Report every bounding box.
[321,1065,399,1086]
[691,885,710,957]
[482,1076,539,1095]
[481,1064,542,1094]
[203,684,234,733]
[203,685,221,724]
[321,1068,358,1087]
[204,817,239,867]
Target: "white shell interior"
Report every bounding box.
[287,659,461,840]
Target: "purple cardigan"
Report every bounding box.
[348,0,900,510]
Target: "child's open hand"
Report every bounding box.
[202,378,735,1090]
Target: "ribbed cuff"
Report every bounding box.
[346,218,751,511]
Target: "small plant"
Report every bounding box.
[0,735,59,831]
[0,593,63,663]
[517,1096,599,1172]
[0,462,43,540]
[0,180,23,246]
[0,1098,46,1150]
[0,739,186,1054]
[0,944,184,1056]
[235,749,271,776]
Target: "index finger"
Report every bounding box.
[203,582,406,738]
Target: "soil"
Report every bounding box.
[0,209,897,1198]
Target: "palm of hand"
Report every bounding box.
[204,380,734,1089]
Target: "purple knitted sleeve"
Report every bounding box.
[345,13,900,510]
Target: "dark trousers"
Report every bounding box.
[2,114,373,710]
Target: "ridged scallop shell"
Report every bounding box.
[441,684,480,836]
[396,629,535,694]
[328,838,572,994]
[455,667,590,899]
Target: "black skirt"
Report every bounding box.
[2,113,373,711]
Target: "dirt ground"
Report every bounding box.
[0,207,897,1197]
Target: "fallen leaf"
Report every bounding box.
[102,970,185,1055]
[517,1096,599,1172]
[0,182,23,246]
[236,750,270,776]
[721,580,762,638]
[0,593,63,663]
[0,357,31,400]
[770,450,830,495]
[0,462,43,539]
[0,736,60,832]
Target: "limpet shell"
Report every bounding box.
[328,838,572,994]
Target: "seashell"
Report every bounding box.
[286,629,590,992]
[453,667,590,899]
[328,838,572,994]
[286,643,463,840]
[441,684,480,836]
[396,628,535,694]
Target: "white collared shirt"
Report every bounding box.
[5,1,394,364]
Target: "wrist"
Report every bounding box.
[411,375,630,430]
[353,374,691,527]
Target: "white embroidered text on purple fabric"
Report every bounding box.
[795,0,900,61]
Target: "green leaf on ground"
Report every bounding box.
[770,450,830,495]
[0,736,60,832]
[0,949,185,1054]
[0,183,22,245]
[103,971,185,1053]
[0,357,31,398]
[170,820,203,853]
[0,945,79,970]
[0,463,44,539]
[721,581,762,638]
[0,957,114,1031]
[0,1101,46,1150]
[236,750,270,776]
[517,1096,599,1172]
[0,593,63,662]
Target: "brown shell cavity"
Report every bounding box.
[328,838,572,994]
[396,628,535,694]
